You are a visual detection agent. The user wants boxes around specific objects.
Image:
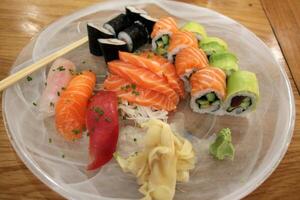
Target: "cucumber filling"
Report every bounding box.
[155,34,169,55]
[196,92,220,110]
[227,96,252,113]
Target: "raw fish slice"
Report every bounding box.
[175,47,208,77]
[55,71,96,141]
[190,68,226,97]
[167,31,198,62]
[108,60,179,104]
[104,75,176,111]
[140,52,185,98]
[38,58,75,117]
[119,51,164,77]
[151,17,178,38]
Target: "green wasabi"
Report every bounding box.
[209,128,235,160]
[181,21,207,40]
[209,52,239,76]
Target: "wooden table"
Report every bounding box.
[0,0,299,199]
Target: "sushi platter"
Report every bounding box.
[2,1,294,200]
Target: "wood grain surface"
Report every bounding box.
[0,0,299,199]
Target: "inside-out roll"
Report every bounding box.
[181,21,207,42]
[151,17,178,56]
[209,52,239,76]
[200,36,228,57]
[190,68,226,114]
[223,70,259,116]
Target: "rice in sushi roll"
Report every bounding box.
[118,21,148,52]
[209,52,239,76]
[98,38,128,63]
[167,30,198,62]
[103,13,132,36]
[175,46,209,91]
[87,23,114,56]
[151,17,178,56]
[190,68,226,114]
[223,70,259,116]
[181,21,207,42]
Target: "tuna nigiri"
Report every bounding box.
[190,68,226,114]
[167,31,198,62]
[175,47,209,91]
[55,71,96,141]
[108,60,179,104]
[38,58,75,117]
[104,75,177,111]
[86,90,119,170]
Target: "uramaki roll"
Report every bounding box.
[190,67,226,114]
[223,70,259,116]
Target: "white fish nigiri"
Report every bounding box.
[38,58,76,117]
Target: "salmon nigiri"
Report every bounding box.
[167,31,198,62]
[104,75,176,111]
[175,47,209,91]
[140,51,185,98]
[55,71,96,141]
[190,68,226,114]
[108,60,179,104]
[38,58,75,117]
[119,51,164,77]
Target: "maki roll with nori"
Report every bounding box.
[224,71,259,116]
[125,6,147,22]
[200,37,228,57]
[209,52,239,76]
[139,14,157,41]
[103,14,132,36]
[118,22,148,52]
[98,38,128,63]
[190,68,226,114]
[87,23,114,56]
[181,21,207,41]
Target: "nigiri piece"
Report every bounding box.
[108,60,179,105]
[86,90,119,170]
[38,58,76,117]
[175,47,209,91]
[190,68,226,114]
[167,31,198,62]
[104,75,177,111]
[119,51,164,77]
[55,71,96,141]
[151,17,178,56]
[140,51,185,98]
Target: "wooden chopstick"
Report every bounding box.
[0,36,88,92]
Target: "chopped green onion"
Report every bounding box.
[26,76,32,81]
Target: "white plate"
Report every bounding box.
[2,0,295,199]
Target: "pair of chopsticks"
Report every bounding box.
[0,36,88,91]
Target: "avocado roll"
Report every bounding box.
[103,14,132,36]
[98,38,128,63]
[181,21,207,41]
[87,23,114,56]
[224,71,259,116]
[190,68,226,114]
[209,52,239,76]
[200,36,228,57]
[125,6,147,22]
[118,21,148,52]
